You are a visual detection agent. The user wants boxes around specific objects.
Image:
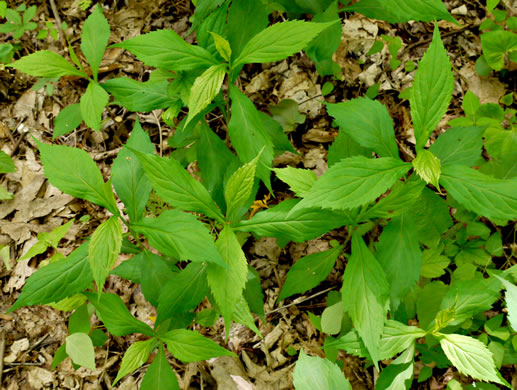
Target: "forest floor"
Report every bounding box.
[0,0,516,389]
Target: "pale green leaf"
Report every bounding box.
[342,233,390,366]
[112,29,218,71]
[321,301,344,335]
[80,81,109,131]
[20,220,74,261]
[494,276,517,332]
[410,26,454,150]
[379,321,426,360]
[273,167,317,198]
[293,350,352,390]
[207,226,248,327]
[210,32,231,62]
[0,185,13,200]
[278,245,343,301]
[114,338,156,385]
[81,4,109,80]
[430,126,485,167]
[292,156,411,212]
[7,50,84,78]
[234,20,338,67]
[0,150,15,173]
[439,334,509,387]
[225,155,259,223]
[161,329,236,362]
[140,344,180,390]
[440,165,517,222]
[132,150,224,222]
[326,98,399,158]
[132,210,226,267]
[412,149,441,188]
[185,64,226,126]
[36,142,118,214]
[66,333,95,370]
[481,30,517,71]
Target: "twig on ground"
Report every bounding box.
[0,330,5,384]
[266,287,335,316]
[48,0,66,49]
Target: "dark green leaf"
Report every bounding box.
[244,266,265,320]
[227,0,268,60]
[328,132,371,167]
[68,304,91,334]
[0,150,15,173]
[53,104,83,139]
[140,344,180,390]
[481,30,517,70]
[430,126,485,167]
[141,251,175,307]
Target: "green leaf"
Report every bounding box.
[210,32,231,62]
[328,132,371,166]
[84,292,155,337]
[7,50,84,78]
[410,26,454,150]
[421,248,450,278]
[228,86,274,190]
[53,104,83,139]
[114,338,156,385]
[80,81,109,131]
[481,30,517,70]
[376,214,422,310]
[417,281,449,329]
[376,344,415,390]
[412,149,441,189]
[225,155,259,223]
[68,304,91,334]
[37,142,117,214]
[140,251,175,307]
[322,301,344,335]
[0,185,12,200]
[112,121,154,222]
[439,334,509,387]
[233,20,338,67]
[326,98,399,158]
[81,4,109,80]
[227,0,268,61]
[88,216,122,291]
[292,156,411,212]
[486,232,503,257]
[232,295,261,337]
[0,150,15,173]
[140,344,180,390]
[345,0,457,24]
[494,276,517,332]
[132,150,224,222]
[440,165,517,222]
[259,112,297,156]
[66,333,95,370]
[430,126,485,167]
[379,321,426,361]
[157,262,208,325]
[234,199,351,247]
[132,210,225,267]
[112,29,218,71]
[51,343,68,370]
[269,99,306,133]
[185,64,226,126]
[9,243,92,312]
[293,350,352,390]
[342,233,390,366]
[278,245,343,301]
[196,2,228,57]
[161,329,236,362]
[326,329,370,358]
[273,167,317,198]
[103,78,177,112]
[207,226,248,328]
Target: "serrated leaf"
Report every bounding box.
[430,126,485,167]
[421,248,450,278]
[0,150,15,173]
[494,276,517,332]
[80,81,109,131]
[481,30,517,71]
[66,333,95,370]
[412,149,441,188]
[234,20,338,67]
[132,150,224,222]
[376,214,422,311]
[278,245,343,301]
[7,50,84,78]
[207,226,248,328]
[410,26,454,150]
[342,233,390,366]
[140,344,180,390]
[88,216,122,291]
[292,156,411,212]
[293,350,352,390]
[53,104,83,139]
[379,321,426,361]
[210,32,231,62]
[36,142,118,214]
[440,165,517,222]
[9,243,92,312]
[439,334,509,387]
[112,29,218,71]
[112,121,154,222]
[84,292,155,337]
[161,329,236,362]
[232,295,261,337]
[132,210,226,267]
[185,64,226,126]
[228,86,274,190]
[273,167,317,198]
[326,98,399,158]
[234,199,351,247]
[225,155,259,223]
[81,4,109,80]
[345,0,456,24]
[114,338,156,385]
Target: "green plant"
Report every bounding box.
[6,0,517,388]
[0,3,37,39]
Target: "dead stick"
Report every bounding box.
[0,330,6,385]
[48,0,66,48]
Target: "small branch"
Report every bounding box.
[48,0,66,49]
[0,330,5,385]
[266,287,335,316]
